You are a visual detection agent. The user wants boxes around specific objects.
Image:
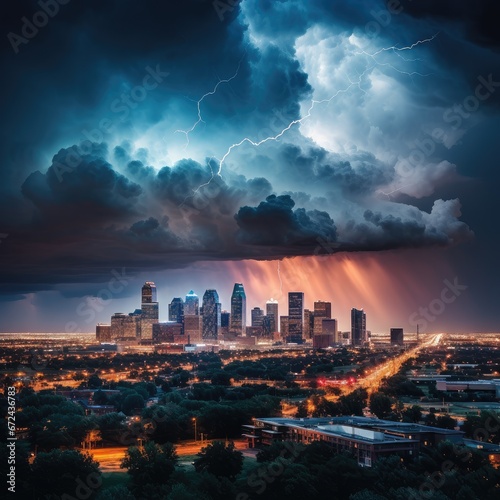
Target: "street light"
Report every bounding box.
[192,417,197,442]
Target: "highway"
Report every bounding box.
[335,334,442,397]
[84,439,249,473]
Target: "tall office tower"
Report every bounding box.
[390,328,404,346]
[220,311,230,336]
[110,312,141,340]
[96,324,111,342]
[230,283,246,336]
[266,298,279,333]
[184,315,202,343]
[185,290,199,316]
[141,282,159,341]
[322,319,338,342]
[202,289,221,340]
[280,316,289,339]
[251,307,264,327]
[351,308,366,347]
[169,298,184,323]
[303,309,314,339]
[313,301,331,335]
[261,315,272,338]
[288,292,304,342]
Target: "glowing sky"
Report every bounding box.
[0,1,499,332]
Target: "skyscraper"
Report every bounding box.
[169,297,184,323]
[351,308,366,347]
[230,283,246,336]
[202,289,221,340]
[288,292,304,342]
[251,307,264,327]
[220,310,230,336]
[266,298,279,333]
[185,290,199,315]
[303,309,314,339]
[390,328,404,346]
[141,282,159,341]
[313,301,332,335]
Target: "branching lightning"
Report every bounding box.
[181,35,439,205]
[175,62,243,149]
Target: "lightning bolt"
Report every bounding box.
[175,59,244,149]
[182,35,438,203]
[354,33,439,79]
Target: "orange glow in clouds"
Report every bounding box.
[223,250,454,333]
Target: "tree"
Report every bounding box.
[30,449,101,499]
[402,405,422,423]
[88,374,103,389]
[194,441,243,479]
[121,393,145,415]
[93,389,108,405]
[121,442,178,495]
[370,392,393,419]
[436,415,457,430]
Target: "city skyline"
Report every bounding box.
[0,2,499,334]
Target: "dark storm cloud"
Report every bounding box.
[0,0,489,299]
[234,194,337,247]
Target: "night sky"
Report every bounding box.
[1,0,499,333]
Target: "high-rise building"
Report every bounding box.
[202,289,221,340]
[288,292,304,342]
[230,283,246,336]
[261,315,272,338]
[96,324,111,342]
[185,290,199,316]
[313,301,332,335]
[280,316,289,339]
[184,315,202,343]
[390,328,404,346]
[303,309,314,339]
[220,311,230,336]
[251,307,264,327]
[266,299,279,333]
[141,282,159,341]
[110,311,141,340]
[322,318,338,342]
[351,308,366,347]
[169,298,184,323]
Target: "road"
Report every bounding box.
[331,334,442,398]
[84,439,249,473]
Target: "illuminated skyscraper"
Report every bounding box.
[303,309,314,339]
[288,292,304,342]
[185,290,199,315]
[202,289,221,340]
[141,282,159,341]
[251,307,264,327]
[230,283,246,336]
[266,298,279,333]
[169,297,184,323]
[351,308,366,347]
[313,301,332,335]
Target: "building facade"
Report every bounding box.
[202,289,221,340]
[351,308,366,346]
[230,283,246,336]
[288,292,304,342]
